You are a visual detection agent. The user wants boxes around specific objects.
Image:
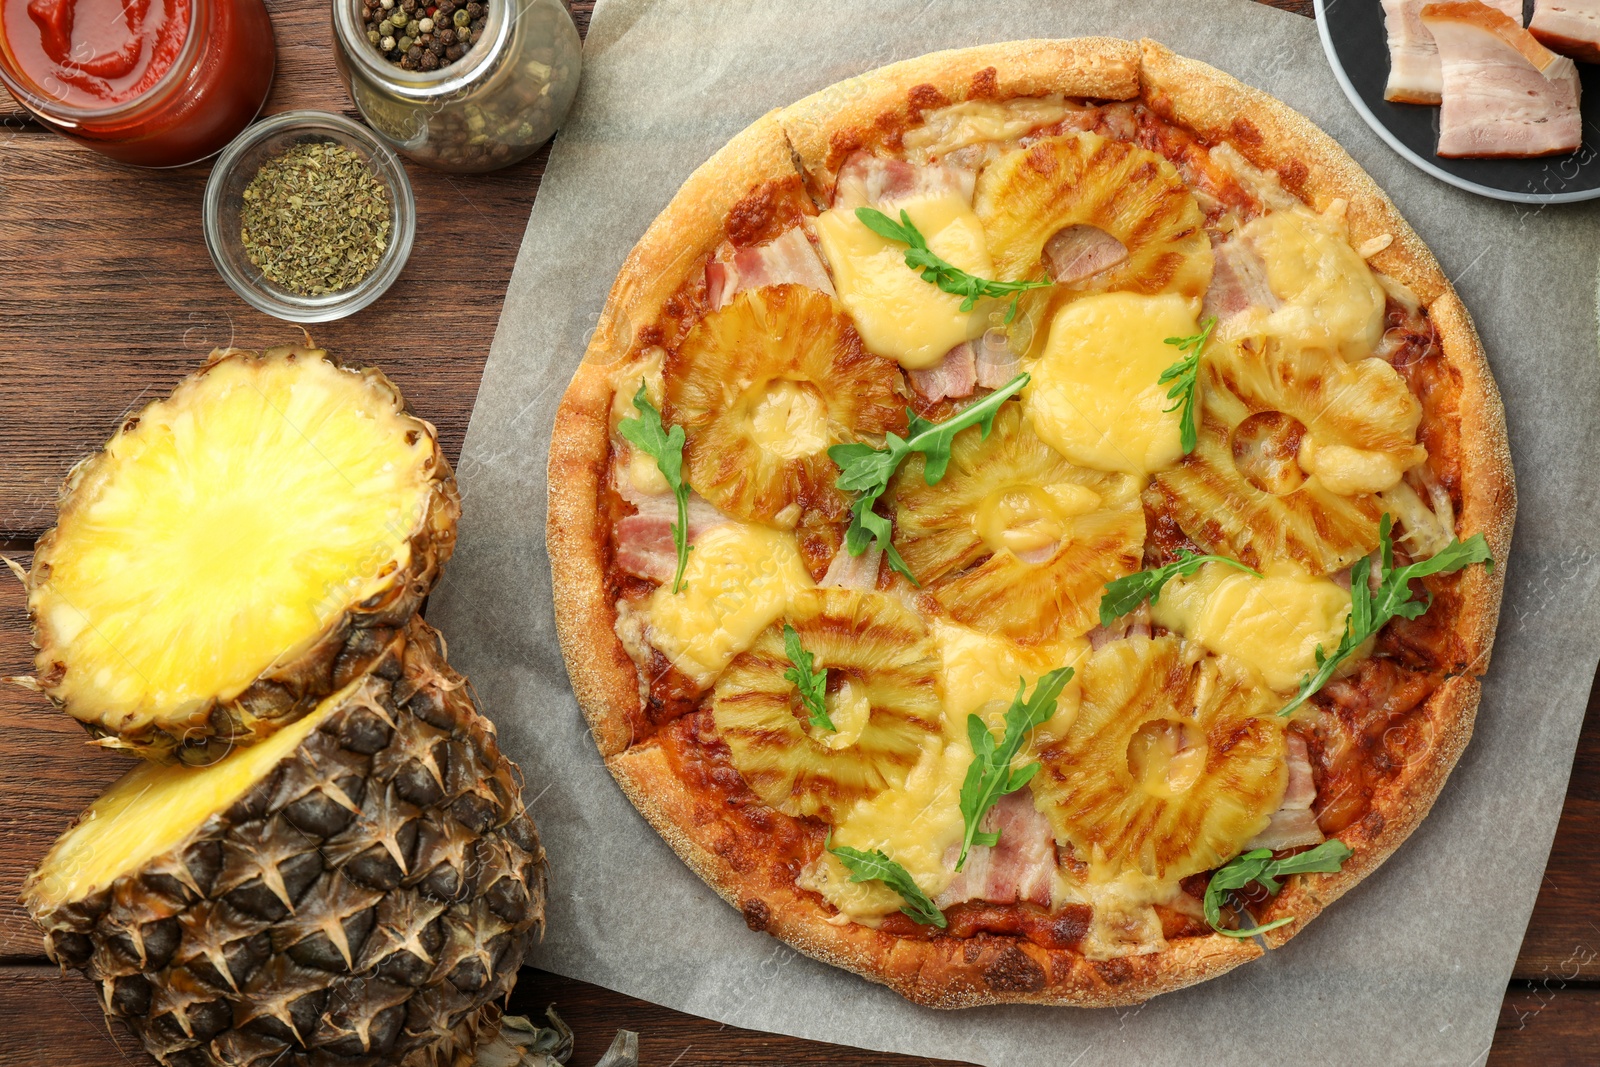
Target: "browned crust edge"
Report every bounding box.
[547,38,1517,1005]
[20,346,462,765]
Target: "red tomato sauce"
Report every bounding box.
[2,0,190,108]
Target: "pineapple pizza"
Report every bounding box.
[548,39,1513,1006]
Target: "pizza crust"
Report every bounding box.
[547,37,1516,1006]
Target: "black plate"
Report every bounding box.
[1316,0,1600,202]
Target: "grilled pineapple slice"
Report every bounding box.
[711,588,943,822]
[664,284,905,524]
[1146,337,1424,574]
[973,132,1212,302]
[890,404,1144,643]
[1033,636,1287,884]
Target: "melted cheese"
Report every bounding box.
[933,619,1087,744]
[902,96,1073,160]
[1024,292,1197,476]
[1298,437,1407,496]
[973,484,1101,559]
[645,524,813,686]
[1243,204,1386,359]
[613,349,670,494]
[815,192,993,369]
[1149,563,1351,692]
[1078,870,1182,961]
[796,736,971,923]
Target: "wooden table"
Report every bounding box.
[1,1,1595,1063]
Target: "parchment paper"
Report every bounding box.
[427,1,1600,1062]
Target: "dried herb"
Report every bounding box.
[240,142,392,297]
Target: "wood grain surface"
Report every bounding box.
[1,0,1594,1064]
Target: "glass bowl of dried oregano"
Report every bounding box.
[204,110,416,322]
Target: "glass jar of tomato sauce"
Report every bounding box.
[0,0,275,168]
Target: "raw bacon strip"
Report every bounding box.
[1385,0,1525,104]
[937,791,1057,909]
[1423,1,1582,158]
[705,227,836,309]
[1246,732,1325,852]
[1531,0,1600,62]
[831,150,977,210]
[819,542,882,590]
[613,491,727,585]
[908,342,977,401]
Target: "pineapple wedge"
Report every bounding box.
[712,588,944,821]
[24,619,546,1067]
[974,132,1212,301]
[18,346,459,763]
[1033,636,1287,884]
[890,404,1144,643]
[1147,337,1425,574]
[664,284,905,525]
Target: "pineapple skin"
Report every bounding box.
[22,346,462,765]
[23,619,545,1067]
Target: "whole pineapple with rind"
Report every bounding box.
[1146,337,1417,574]
[973,132,1213,301]
[23,619,545,1067]
[890,404,1145,643]
[18,345,459,765]
[664,284,905,524]
[712,588,944,822]
[1032,636,1287,884]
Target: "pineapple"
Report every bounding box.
[23,619,546,1067]
[711,588,943,822]
[890,404,1145,643]
[1145,337,1424,574]
[1032,636,1287,884]
[664,284,905,525]
[973,133,1213,306]
[16,345,458,764]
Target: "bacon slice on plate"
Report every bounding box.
[1423,0,1582,158]
[908,341,977,401]
[1245,732,1325,852]
[705,226,835,310]
[937,790,1057,909]
[1531,0,1600,62]
[613,489,728,585]
[1385,0,1525,104]
[831,150,977,210]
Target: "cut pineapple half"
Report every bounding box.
[664,284,905,524]
[22,345,458,763]
[711,588,944,822]
[973,132,1212,302]
[24,619,545,1067]
[890,404,1144,643]
[1033,636,1287,884]
[1145,338,1411,574]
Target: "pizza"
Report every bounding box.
[547,37,1514,1007]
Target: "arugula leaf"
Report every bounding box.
[616,382,692,593]
[856,207,1052,323]
[828,373,1029,584]
[1157,317,1216,455]
[1203,839,1353,938]
[1278,515,1493,717]
[1097,551,1261,628]
[955,666,1075,871]
[783,622,832,733]
[827,836,947,928]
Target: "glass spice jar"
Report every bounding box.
[331,0,580,174]
[0,0,275,168]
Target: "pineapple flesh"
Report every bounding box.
[664,284,906,525]
[1032,636,1287,884]
[890,404,1145,643]
[22,346,459,763]
[711,588,944,822]
[23,619,545,1067]
[973,132,1213,304]
[1146,336,1426,574]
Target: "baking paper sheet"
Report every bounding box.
[426,1,1600,1062]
